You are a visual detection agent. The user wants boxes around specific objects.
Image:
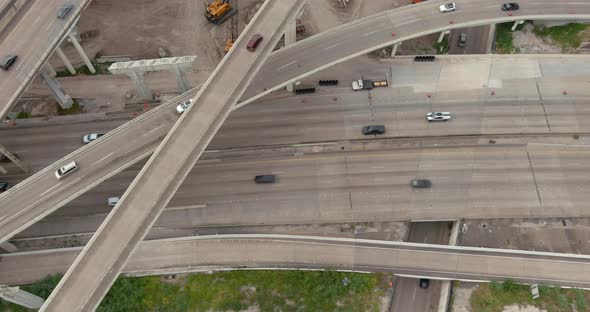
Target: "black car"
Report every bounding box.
[419,279,430,289]
[57,3,75,19]
[411,179,432,188]
[0,182,10,192]
[0,54,18,70]
[254,175,276,183]
[0,153,18,163]
[501,2,519,11]
[362,125,385,135]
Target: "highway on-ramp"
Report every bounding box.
[3,234,590,289]
[1,0,590,246]
[0,0,92,120]
[39,1,305,311]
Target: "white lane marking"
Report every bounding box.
[321,43,342,51]
[271,171,284,174]
[39,183,61,197]
[396,18,421,27]
[278,60,297,70]
[362,29,383,37]
[371,166,385,169]
[485,5,497,8]
[257,119,273,123]
[33,16,41,25]
[304,116,321,120]
[92,152,114,168]
[144,125,164,136]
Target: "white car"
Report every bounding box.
[176,99,193,114]
[439,3,456,12]
[107,196,120,206]
[82,133,104,144]
[426,112,452,122]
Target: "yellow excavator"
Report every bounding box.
[224,38,234,54]
[204,0,237,25]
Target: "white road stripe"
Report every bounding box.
[278,60,297,70]
[396,18,421,27]
[39,183,61,197]
[143,125,164,136]
[321,43,342,51]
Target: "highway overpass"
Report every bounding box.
[39,1,306,311]
[0,0,92,120]
[1,0,590,245]
[3,234,590,289]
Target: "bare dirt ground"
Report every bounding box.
[512,23,561,54]
[459,218,590,254]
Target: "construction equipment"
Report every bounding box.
[224,39,234,54]
[204,0,237,25]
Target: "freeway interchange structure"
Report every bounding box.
[0,0,590,309]
[4,235,590,289]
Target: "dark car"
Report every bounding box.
[419,279,430,289]
[362,125,385,135]
[0,153,18,163]
[0,54,18,70]
[411,179,432,188]
[57,3,75,19]
[0,182,10,193]
[501,3,519,11]
[247,34,263,51]
[254,175,276,183]
[458,33,467,47]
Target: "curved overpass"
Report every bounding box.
[2,0,590,244]
[2,235,590,288]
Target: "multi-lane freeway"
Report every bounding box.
[0,0,92,120]
[39,1,305,310]
[3,53,590,246]
[1,0,590,246]
[9,142,590,242]
[4,234,590,289]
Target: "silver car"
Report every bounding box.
[176,99,193,114]
[107,196,120,206]
[439,3,456,12]
[83,133,104,144]
[426,112,452,122]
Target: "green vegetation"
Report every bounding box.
[534,23,589,51]
[55,62,114,77]
[1,271,385,312]
[495,22,523,54]
[471,280,590,312]
[15,111,31,119]
[433,36,449,54]
[57,100,82,115]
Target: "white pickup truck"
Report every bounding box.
[351,79,388,91]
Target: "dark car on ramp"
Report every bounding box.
[362,125,385,135]
[501,3,519,11]
[411,179,432,188]
[254,175,276,183]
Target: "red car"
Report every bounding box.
[247,34,263,51]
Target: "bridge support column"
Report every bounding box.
[438,30,450,43]
[437,220,461,312]
[43,63,56,77]
[0,241,17,253]
[55,46,76,75]
[126,71,152,100]
[68,32,96,74]
[40,70,73,109]
[283,9,303,93]
[0,144,28,173]
[390,42,401,58]
[511,20,525,31]
[0,285,45,309]
[172,64,189,93]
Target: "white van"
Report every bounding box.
[55,161,78,180]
